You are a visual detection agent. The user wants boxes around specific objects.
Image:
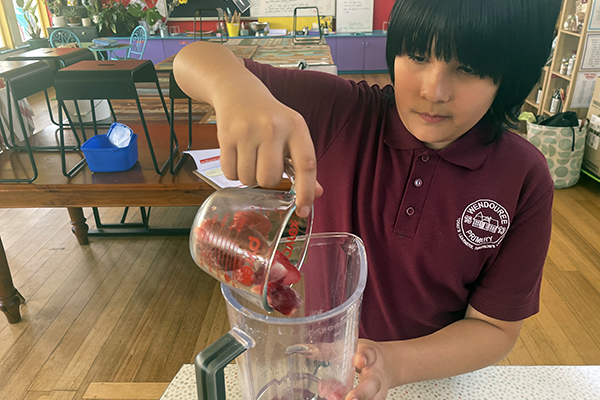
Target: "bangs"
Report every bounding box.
[387,0,510,82]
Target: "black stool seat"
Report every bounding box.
[54,59,174,177]
[8,47,95,72]
[0,60,56,182]
[7,48,100,132]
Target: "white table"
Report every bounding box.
[160,364,600,399]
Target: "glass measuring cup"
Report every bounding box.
[195,233,368,400]
[189,185,312,313]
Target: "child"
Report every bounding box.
[174,0,562,398]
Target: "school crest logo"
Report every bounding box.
[456,199,510,250]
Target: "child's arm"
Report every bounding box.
[173,41,320,217]
[348,305,522,400]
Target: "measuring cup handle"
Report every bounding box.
[195,327,254,400]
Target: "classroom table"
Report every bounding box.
[88,43,133,60]
[0,40,335,324]
[160,364,600,399]
[0,123,219,323]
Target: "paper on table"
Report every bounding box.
[184,149,246,189]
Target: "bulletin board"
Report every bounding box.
[336,0,373,32]
[249,0,336,17]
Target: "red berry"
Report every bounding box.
[318,379,347,400]
[273,250,301,285]
[266,282,302,316]
[234,265,255,286]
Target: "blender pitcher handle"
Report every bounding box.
[195,327,254,400]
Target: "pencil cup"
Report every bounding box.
[226,23,240,37]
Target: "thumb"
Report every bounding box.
[353,345,378,372]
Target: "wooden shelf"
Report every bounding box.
[560,28,582,38]
[523,0,595,119]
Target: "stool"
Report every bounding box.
[54,59,175,177]
[168,70,194,174]
[7,48,107,131]
[0,60,81,182]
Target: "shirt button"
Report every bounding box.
[414,178,423,187]
[406,207,415,216]
[421,154,430,162]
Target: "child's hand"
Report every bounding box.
[216,94,322,217]
[346,339,394,400]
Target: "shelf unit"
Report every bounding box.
[523,0,599,120]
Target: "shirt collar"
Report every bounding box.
[383,107,492,171]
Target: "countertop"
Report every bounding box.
[160,364,600,399]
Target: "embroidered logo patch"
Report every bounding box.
[456,199,510,250]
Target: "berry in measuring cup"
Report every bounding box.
[193,212,303,316]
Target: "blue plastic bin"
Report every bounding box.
[81,133,139,172]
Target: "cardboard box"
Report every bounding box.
[584,77,600,178]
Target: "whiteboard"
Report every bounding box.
[250,0,336,17]
[336,0,373,32]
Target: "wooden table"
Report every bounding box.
[0,123,219,323]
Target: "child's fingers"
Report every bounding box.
[287,126,317,217]
[353,345,378,372]
[345,373,384,400]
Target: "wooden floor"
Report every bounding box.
[1,73,600,400]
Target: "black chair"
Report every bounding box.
[194,8,229,43]
[0,60,81,183]
[292,7,323,45]
[53,59,177,178]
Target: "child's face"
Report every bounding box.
[394,54,499,149]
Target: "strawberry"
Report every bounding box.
[232,211,272,236]
[318,379,347,400]
[272,250,301,285]
[266,281,302,316]
[234,265,255,286]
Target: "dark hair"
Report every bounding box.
[386,0,561,143]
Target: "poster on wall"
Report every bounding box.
[571,72,599,108]
[249,0,335,17]
[336,0,374,32]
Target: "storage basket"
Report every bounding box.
[81,133,138,172]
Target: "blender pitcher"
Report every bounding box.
[195,232,368,400]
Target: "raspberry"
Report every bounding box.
[318,379,347,400]
[266,282,302,316]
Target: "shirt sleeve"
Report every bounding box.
[468,170,554,321]
[243,59,364,157]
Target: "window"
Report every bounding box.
[0,0,48,49]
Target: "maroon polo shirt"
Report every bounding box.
[245,59,554,341]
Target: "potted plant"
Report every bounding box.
[84,0,101,24]
[46,0,66,26]
[66,6,82,25]
[127,3,163,34]
[97,0,137,36]
[16,0,49,49]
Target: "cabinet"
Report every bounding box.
[47,26,99,43]
[523,0,598,119]
[332,34,387,73]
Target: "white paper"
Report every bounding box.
[571,72,599,108]
[590,0,600,30]
[336,0,374,33]
[249,0,335,18]
[580,34,600,70]
[184,149,246,189]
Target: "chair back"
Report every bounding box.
[128,25,148,60]
[49,29,81,48]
